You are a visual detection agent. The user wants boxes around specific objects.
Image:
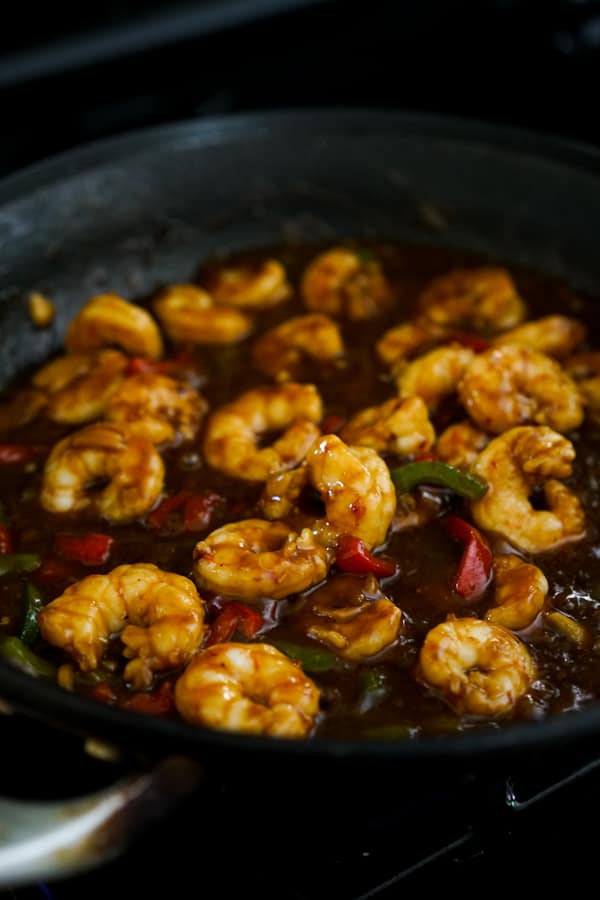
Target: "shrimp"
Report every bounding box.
[458,345,583,434]
[396,345,475,410]
[104,372,207,445]
[32,350,127,425]
[203,259,291,309]
[303,574,402,660]
[564,353,600,423]
[340,396,435,457]
[65,293,163,359]
[152,284,252,344]
[0,389,47,432]
[307,434,396,549]
[470,425,585,554]
[493,315,586,358]
[435,420,489,470]
[252,313,344,380]
[40,422,164,523]
[301,247,393,320]
[203,383,322,481]
[194,519,331,601]
[485,554,548,631]
[418,616,536,717]
[174,643,320,738]
[418,267,526,332]
[38,563,206,689]
[375,320,446,368]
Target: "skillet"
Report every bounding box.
[2,108,600,882]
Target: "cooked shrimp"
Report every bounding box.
[193,519,331,601]
[174,643,320,738]
[396,345,475,410]
[493,315,586,358]
[252,313,344,380]
[340,396,435,457]
[104,372,207,445]
[301,247,393,320]
[418,617,536,717]
[32,350,127,425]
[564,352,600,423]
[470,425,585,554]
[40,422,164,523]
[203,259,291,309]
[485,554,548,630]
[38,563,205,689]
[152,284,252,344]
[304,575,402,660]
[307,434,396,549]
[435,420,489,470]
[376,320,449,369]
[203,383,322,481]
[0,389,47,432]
[458,345,583,434]
[260,465,310,520]
[65,293,163,359]
[418,267,526,332]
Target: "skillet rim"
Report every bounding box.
[2,106,600,763]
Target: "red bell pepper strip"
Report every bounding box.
[0,524,14,555]
[207,602,264,646]
[147,492,192,529]
[335,535,397,577]
[0,444,38,464]
[54,533,114,566]
[183,492,224,532]
[34,556,77,589]
[321,414,346,434]
[119,681,176,716]
[446,331,491,353]
[90,682,118,705]
[445,515,493,599]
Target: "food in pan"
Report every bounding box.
[1,242,599,740]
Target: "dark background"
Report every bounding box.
[1,0,599,177]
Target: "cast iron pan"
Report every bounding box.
[2,110,600,881]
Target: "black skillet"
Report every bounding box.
[2,109,600,883]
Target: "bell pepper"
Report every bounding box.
[0,444,38,464]
[34,556,77,589]
[54,532,114,566]
[0,553,41,576]
[269,639,337,673]
[0,524,14,555]
[148,491,223,533]
[390,460,488,500]
[19,581,45,646]
[207,602,264,646]
[335,534,397,577]
[445,514,493,599]
[320,414,346,434]
[447,331,491,352]
[119,680,176,716]
[0,635,56,678]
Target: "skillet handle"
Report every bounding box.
[0,754,202,889]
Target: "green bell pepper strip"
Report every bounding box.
[0,635,56,678]
[0,553,41,576]
[270,639,337,673]
[19,581,45,646]
[390,461,488,501]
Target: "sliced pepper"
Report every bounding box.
[55,532,114,567]
[19,581,45,646]
[0,635,56,678]
[335,535,397,577]
[446,331,491,352]
[445,514,493,599]
[0,553,41,576]
[391,460,488,500]
[119,681,176,716]
[270,639,337,673]
[0,444,39,464]
[0,523,14,555]
[207,602,264,646]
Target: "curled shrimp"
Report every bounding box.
[376,320,446,368]
[435,420,489,470]
[418,616,536,717]
[66,293,163,359]
[493,315,586,358]
[174,643,320,738]
[32,350,127,425]
[252,313,344,381]
[470,425,585,554]
[301,247,393,320]
[40,422,164,523]
[485,554,548,631]
[564,353,600,423]
[104,372,208,445]
[418,267,526,332]
[153,284,252,344]
[396,345,475,410]
[193,519,331,601]
[303,574,402,660]
[458,345,583,434]
[203,259,291,309]
[203,383,322,481]
[339,396,435,457]
[0,389,47,432]
[39,563,206,689]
